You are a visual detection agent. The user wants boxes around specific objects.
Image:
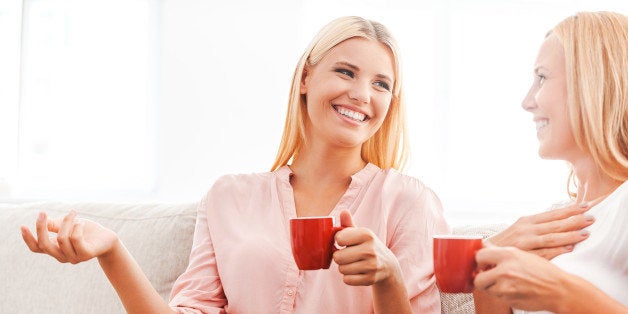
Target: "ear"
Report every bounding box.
[299,67,309,95]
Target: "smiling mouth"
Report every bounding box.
[536,119,548,131]
[333,105,369,122]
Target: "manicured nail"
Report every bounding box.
[578,202,590,208]
[38,212,45,222]
[584,214,595,222]
[580,229,590,236]
[565,245,574,251]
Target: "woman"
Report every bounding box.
[474,11,628,314]
[21,16,449,313]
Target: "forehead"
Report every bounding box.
[535,34,565,71]
[319,37,395,80]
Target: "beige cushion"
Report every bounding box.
[440,223,508,314]
[0,201,197,314]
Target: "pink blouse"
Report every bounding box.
[169,163,450,313]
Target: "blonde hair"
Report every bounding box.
[271,16,408,171]
[551,12,628,194]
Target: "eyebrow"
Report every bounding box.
[334,61,394,83]
[534,66,549,74]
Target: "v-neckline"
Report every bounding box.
[276,163,379,221]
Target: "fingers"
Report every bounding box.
[334,241,375,265]
[21,225,43,253]
[70,220,87,261]
[474,247,518,290]
[529,229,590,251]
[24,210,83,263]
[35,212,66,261]
[335,227,373,247]
[475,246,518,269]
[527,203,589,224]
[535,213,594,235]
[339,210,355,228]
[531,245,574,260]
[337,256,381,286]
[57,210,79,263]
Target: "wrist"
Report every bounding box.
[374,259,404,289]
[552,272,595,314]
[98,238,124,263]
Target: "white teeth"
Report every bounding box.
[536,120,548,131]
[337,107,366,122]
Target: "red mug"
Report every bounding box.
[433,235,483,293]
[290,216,344,270]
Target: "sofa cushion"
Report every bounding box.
[0,201,198,314]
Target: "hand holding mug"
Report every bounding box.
[474,245,571,312]
[332,211,403,287]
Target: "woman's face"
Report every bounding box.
[521,34,579,161]
[300,37,395,149]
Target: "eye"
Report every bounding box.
[374,81,391,91]
[537,74,546,87]
[334,68,354,78]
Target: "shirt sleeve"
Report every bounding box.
[389,182,451,314]
[168,191,227,314]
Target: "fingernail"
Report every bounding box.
[584,214,595,222]
[565,245,574,251]
[578,202,590,208]
[580,229,590,236]
[38,212,45,222]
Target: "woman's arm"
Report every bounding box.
[98,240,176,313]
[21,211,175,314]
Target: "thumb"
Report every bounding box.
[339,210,356,227]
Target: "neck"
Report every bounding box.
[572,157,623,204]
[290,144,366,186]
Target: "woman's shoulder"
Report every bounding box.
[375,167,441,205]
[377,167,434,193]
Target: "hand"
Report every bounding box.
[474,246,568,312]
[487,202,594,259]
[332,210,403,287]
[21,210,119,264]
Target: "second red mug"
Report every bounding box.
[433,235,483,293]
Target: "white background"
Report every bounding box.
[1,0,627,226]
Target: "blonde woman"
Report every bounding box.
[21,16,449,313]
[474,11,628,314]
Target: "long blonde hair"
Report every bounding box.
[271,16,408,171]
[551,12,628,195]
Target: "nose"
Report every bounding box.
[348,80,370,104]
[521,85,537,112]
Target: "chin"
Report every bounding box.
[537,148,562,160]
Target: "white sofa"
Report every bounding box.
[1,201,505,314]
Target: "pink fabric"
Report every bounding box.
[169,163,450,313]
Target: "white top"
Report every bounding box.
[514,180,628,314]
